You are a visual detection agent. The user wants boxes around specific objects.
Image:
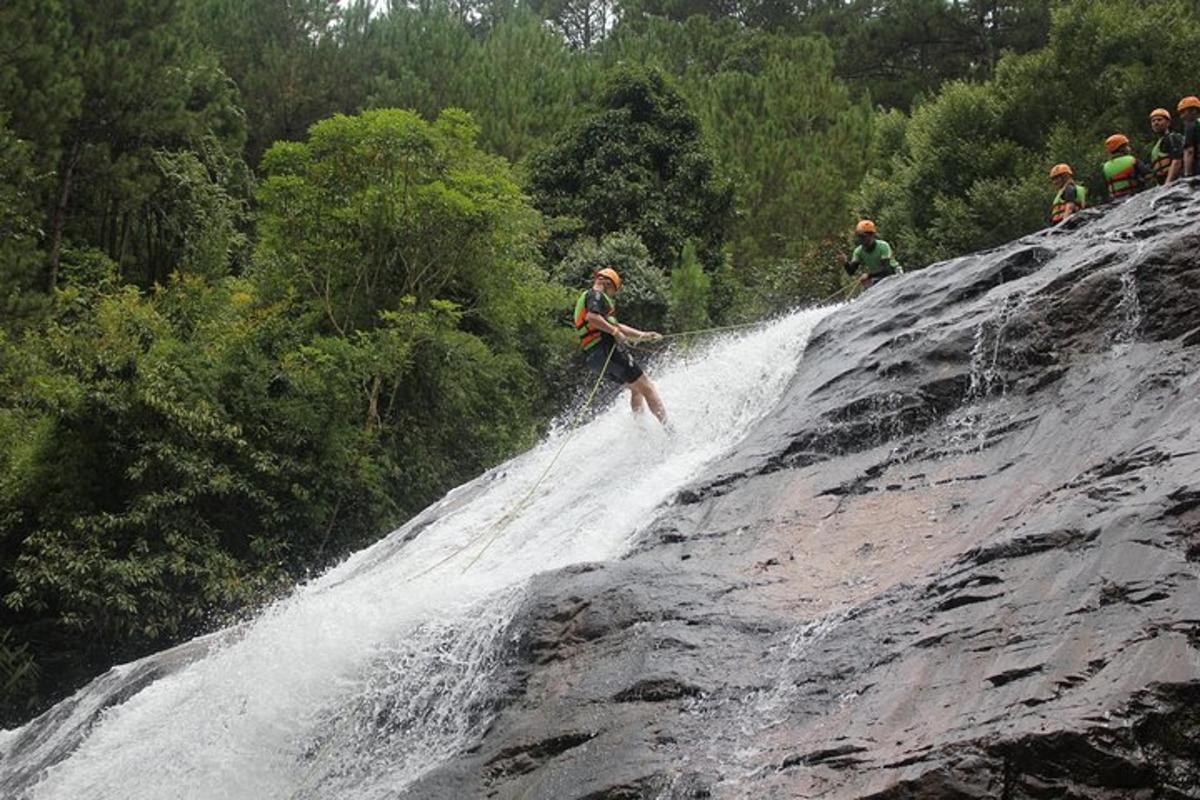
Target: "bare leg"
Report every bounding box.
[629,375,667,425]
[630,386,645,414]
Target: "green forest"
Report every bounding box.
[2,0,1198,725]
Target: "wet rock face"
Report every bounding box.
[404,182,1200,799]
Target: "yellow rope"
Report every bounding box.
[459,343,617,572]
[286,712,351,800]
[400,344,617,582]
[634,283,854,347]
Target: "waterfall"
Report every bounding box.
[1,305,835,800]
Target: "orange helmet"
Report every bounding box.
[595,267,622,291]
[1049,163,1073,179]
[1177,96,1200,113]
[1105,133,1130,153]
[855,219,877,234]
[1150,107,1172,121]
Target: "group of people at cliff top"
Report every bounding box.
[1050,95,1200,224]
[575,99,1200,428]
[846,98,1200,289]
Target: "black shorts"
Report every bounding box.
[585,342,643,385]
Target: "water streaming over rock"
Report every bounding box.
[0,307,835,800]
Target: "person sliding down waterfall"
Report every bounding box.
[574,267,670,426]
[843,219,902,289]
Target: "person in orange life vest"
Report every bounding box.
[1048,163,1086,225]
[572,267,669,425]
[1101,133,1152,200]
[1178,96,1200,177]
[1148,108,1183,186]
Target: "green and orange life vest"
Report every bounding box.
[1103,154,1144,199]
[1050,183,1087,224]
[1149,133,1183,184]
[573,290,616,350]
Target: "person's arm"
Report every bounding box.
[1166,159,1182,184]
[1063,184,1080,217]
[585,310,626,342]
[1185,125,1196,177]
[613,321,662,341]
[843,250,861,276]
[584,313,661,343]
[1166,134,1184,184]
[582,289,626,342]
[1135,158,1154,185]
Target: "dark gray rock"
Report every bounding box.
[401,183,1200,799]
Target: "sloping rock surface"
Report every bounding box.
[402,183,1200,799]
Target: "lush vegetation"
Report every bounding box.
[0,0,1195,725]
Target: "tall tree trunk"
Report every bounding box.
[46,138,81,291]
[366,375,383,431]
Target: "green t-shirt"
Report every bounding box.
[852,239,895,277]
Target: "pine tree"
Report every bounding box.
[190,0,350,162]
[667,241,711,332]
[461,9,597,162]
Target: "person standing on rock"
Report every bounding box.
[1178,96,1200,177]
[1102,133,1153,200]
[844,220,901,289]
[1048,164,1087,225]
[573,267,670,426]
[1148,108,1184,186]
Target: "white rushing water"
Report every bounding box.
[2,306,834,800]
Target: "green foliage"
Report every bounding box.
[150,144,251,280]
[528,0,618,49]
[363,3,477,119]
[0,103,572,725]
[256,104,570,510]
[0,277,397,705]
[616,0,1053,108]
[696,36,873,267]
[364,5,597,164]
[0,629,38,724]
[190,0,358,163]
[256,108,549,334]
[0,117,48,330]
[816,0,1052,110]
[461,10,600,162]
[0,0,252,290]
[529,65,735,273]
[667,241,711,332]
[0,0,82,171]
